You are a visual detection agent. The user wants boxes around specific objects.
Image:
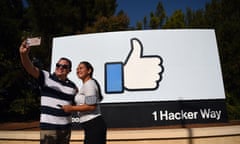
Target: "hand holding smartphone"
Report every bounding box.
[27,37,41,46]
[57,104,63,108]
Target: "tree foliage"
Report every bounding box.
[0,0,239,121]
[0,0,126,122]
[163,10,185,28]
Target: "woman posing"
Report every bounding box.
[62,61,107,144]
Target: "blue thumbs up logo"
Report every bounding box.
[105,38,164,93]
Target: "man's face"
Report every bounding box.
[55,59,71,80]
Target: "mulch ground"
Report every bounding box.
[0,120,240,130]
[0,121,40,130]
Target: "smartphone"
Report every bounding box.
[56,104,63,108]
[27,37,41,46]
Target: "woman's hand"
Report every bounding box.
[62,104,96,112]
[62,105,73,113]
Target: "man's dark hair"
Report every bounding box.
[59,57,72,71]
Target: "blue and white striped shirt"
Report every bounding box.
[38,70,77,130]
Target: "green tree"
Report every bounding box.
[155,2,166,28]
[149,12,160,29]
[185,8,208,28]
[153,0,240,119]
[0,0,127,122]
[0,0,40,122]
[163,10,185,28]
[135,21,143,30]
[148,2,166,29]
[1,0,239,122]
[84,10,129,33]
[23,0,119,67]
[207,0,240,119]
[143,16,147,29]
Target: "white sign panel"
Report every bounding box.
[51,29,225,103]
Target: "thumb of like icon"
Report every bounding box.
[124,38,163,90]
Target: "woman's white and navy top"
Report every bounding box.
[38,70,77,130]
[75,79,102,123]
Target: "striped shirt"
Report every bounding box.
[38,70,77,130]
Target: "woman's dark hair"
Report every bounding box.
[93,79,103,101]
[80,61,103,101]
[80,61,93,77]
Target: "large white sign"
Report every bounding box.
[51,30,225,103]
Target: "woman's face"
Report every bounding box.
[76,63,91,80]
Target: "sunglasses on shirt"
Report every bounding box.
[56,63,70,69]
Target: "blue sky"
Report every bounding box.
[116,0,211,26]
[22,0,211,27]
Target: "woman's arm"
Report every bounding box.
[62,104,96,113]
